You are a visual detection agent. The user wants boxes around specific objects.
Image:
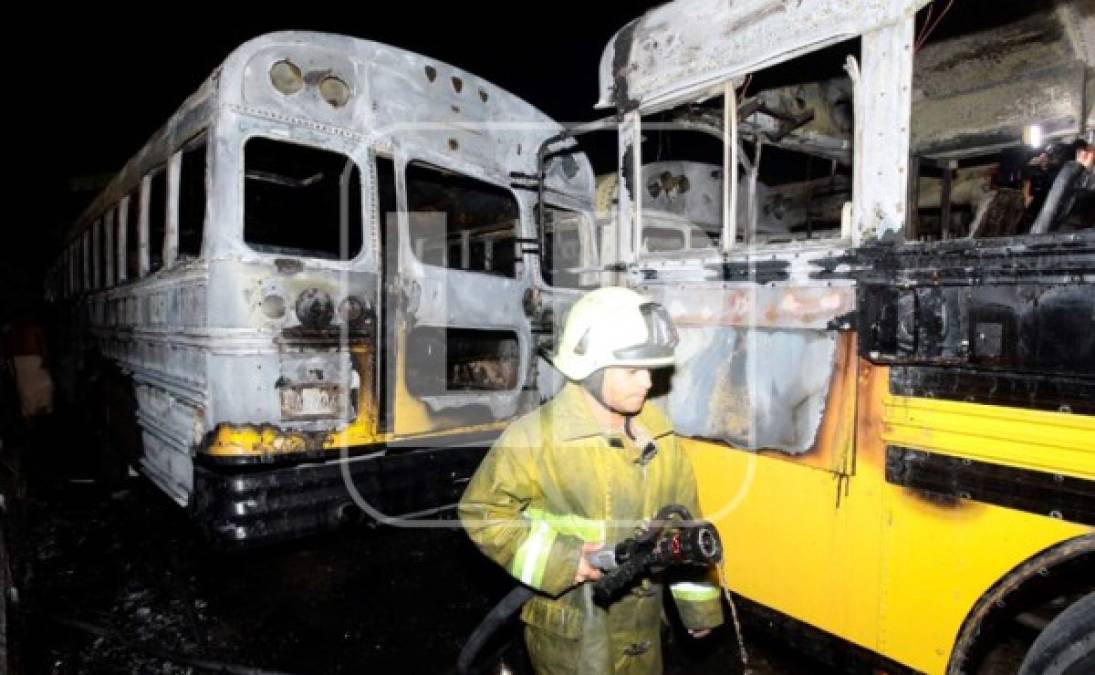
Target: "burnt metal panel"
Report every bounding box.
[595,0,926,112]
[855,234,1095,378]
[890,366,1095,414]
[911,7,1092,158]
[641,254,855,455]
[706,259,791,284]
[659,326,838,453]
[885,445,1095,525]
[912,61,1087,159]
[860,281,1095,374]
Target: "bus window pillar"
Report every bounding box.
[616,110,642,276]
[138,176,151,277]
[82,230,91,290]
[104,209,115,286]
[850,15,915,246]
[166,151,182,267]
[723,81,738,253]
[117,196,129,283]
[95,219,104,290]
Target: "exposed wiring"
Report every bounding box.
[915,0,955,52]
[915,1,934,49]
[738,73,753,99]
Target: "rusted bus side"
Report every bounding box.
[650,274,859,470]
[672,326,858,472]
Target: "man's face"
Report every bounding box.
[1078,146,1095,169]
[600,367,653,414]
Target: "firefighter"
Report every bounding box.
[459,286,723,675]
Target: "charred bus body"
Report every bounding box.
[46,33,594,546]
[542,0,1093,673]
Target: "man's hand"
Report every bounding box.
[574,542,604,584]
[688,628,712,639]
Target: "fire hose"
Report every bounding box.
[456,504,722,674]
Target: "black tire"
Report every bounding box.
[1018,591,1095,675]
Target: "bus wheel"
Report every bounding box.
[1018,591,1095,675]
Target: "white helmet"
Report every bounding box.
[552,287,679,381]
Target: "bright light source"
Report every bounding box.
[1023,124,1044,148]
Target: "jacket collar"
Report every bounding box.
[548,382,673,443]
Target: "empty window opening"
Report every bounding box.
[537,204,598,289]
[126,190,140,279]
[405,327,519,397]
[244,137,363,260]
[406,162,519,278]
[148,169,167,272]
[178,141,207,258]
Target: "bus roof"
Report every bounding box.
[595,0,927,113]
[71,31,591,240]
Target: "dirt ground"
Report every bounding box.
[1,425,852,675]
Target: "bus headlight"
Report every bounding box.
[270,60,304,96]
[295,288,334,329]
[338,296,365,325]
[261,294,287,319]
[319,76,351,108]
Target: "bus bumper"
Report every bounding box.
[190,443,488,547]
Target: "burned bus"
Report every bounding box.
[530,0,1093,672]
[45,32,595,546]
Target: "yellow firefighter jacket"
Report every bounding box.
[459,383,724,674]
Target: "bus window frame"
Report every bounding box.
[238,131,368,265]
[146,165,171,275]
[116,197,128,284]
[68,242,76,296]
[534,201,599,289]
[630,86,856,267]
[82,228,91,291]
[103,207,115,287]
[173,131,210,263]
[92,217,103,290]
[400,156,525,281]
[166,147,181,268]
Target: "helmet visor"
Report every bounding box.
[612,302,679,361]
